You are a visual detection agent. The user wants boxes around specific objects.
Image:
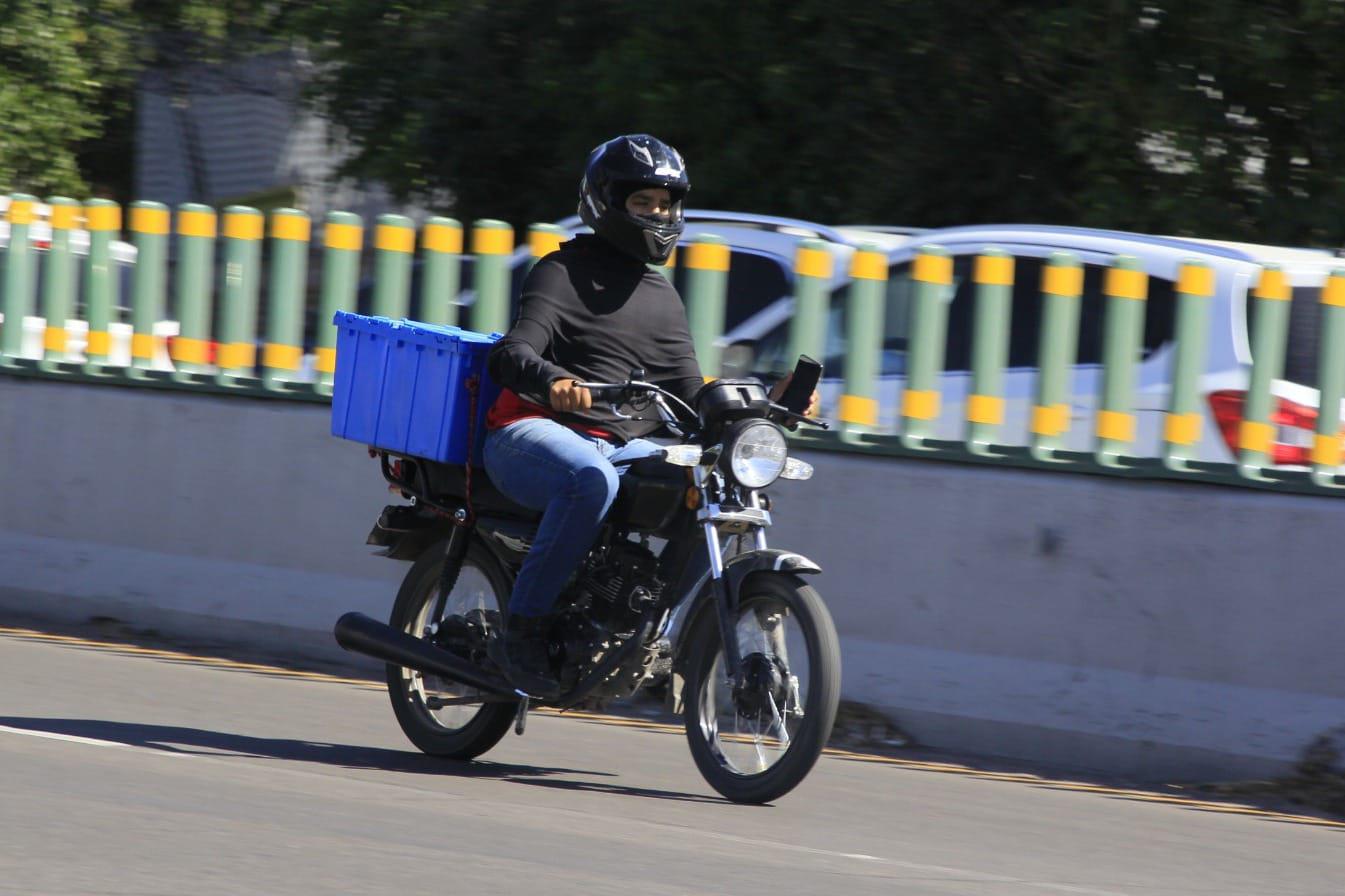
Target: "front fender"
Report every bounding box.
[669,548,821,668]
[663,548,820,714]
[722,548,821,598]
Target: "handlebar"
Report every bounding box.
[576,379,698,436]
[577,378,691,414]
[576,378,828,431]
[578,382,640,404]
[772,404,830,430]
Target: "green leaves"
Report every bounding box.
[6,0,1345,249]
[294,0,1345,246]
[0,0,131,195]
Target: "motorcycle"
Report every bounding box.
[333,363,841,804]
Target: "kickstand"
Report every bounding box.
[514,694,530,736]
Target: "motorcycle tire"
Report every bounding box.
[386,537,518,760]
[683,572,841,804]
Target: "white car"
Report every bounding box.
[721,224,1345,465]
[0,219,175,368]
[551,211,857,333]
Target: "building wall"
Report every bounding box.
[133,49,433,223]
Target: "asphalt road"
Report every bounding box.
[1,625,1342,896]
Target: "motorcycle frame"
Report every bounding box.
[369,446,821,709]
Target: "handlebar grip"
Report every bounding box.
[584,385,626,403]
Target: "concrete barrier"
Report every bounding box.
[4,374,1343,781]
[769,453,1345,779]
[0,375,401,663]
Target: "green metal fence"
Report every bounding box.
[2,193,1342,497]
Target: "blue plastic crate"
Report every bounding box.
[330,312,501,464]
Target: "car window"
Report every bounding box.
[746,265,911,378]
[878,262,916,373]
[995,258,1176,368]
[32,249,136,320]
[1261,285,1322,388]
[750,316,799,377]
[749,251,1180,378]
[674,250,791,331]
[1141,273,1177,360]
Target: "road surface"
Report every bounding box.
[1,625,1340,895]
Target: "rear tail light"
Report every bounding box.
[164,336,219,364]
[1207,389,1324,465]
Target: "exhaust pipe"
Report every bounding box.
[334,612,516,697]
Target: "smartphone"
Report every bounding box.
[777,355,822,414]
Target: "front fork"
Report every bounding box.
[703,520,743,684]
[700,476,770,688]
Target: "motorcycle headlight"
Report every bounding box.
[725,420,788,488]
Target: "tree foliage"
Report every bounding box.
[0,0,134,196]
[7,1,1345,246]
[301,0,1345,245]
[0,0,295,199]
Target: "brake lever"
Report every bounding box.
[576,381,637,419]
[769,402,830,430]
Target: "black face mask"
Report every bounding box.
[590,207,684,265]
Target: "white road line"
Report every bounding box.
[707,828,1137,895]
[0,724,191,758]
[0,719,1137,892]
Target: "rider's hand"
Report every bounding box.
[549,378,593,413]
[802,389,820,418]
[769,374,820,418]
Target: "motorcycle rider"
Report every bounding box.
[484,134,814,698]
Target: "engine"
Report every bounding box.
[573,538,665,626]
[553,538,667,706]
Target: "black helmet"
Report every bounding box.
[578,134,689,264]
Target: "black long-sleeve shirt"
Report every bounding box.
[487,235,703,442]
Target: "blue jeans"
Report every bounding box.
[483,418,664,617]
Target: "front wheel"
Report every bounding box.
[386,537,518,760]
[683,574,841,804]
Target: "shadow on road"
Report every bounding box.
[0,716,724,804]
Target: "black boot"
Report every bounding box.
[492,613,561,699]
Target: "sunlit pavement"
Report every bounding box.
[1,625,1342,896]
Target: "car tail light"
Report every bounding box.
[1207,389,1324,465]
[164,336,219,364]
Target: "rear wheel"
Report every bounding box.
[683,574,840,804]
[386,537,517,759]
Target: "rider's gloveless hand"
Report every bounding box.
[549,378,593,413]
[769,374,821,418]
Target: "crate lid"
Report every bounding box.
[398,318,501,346]
[332,311,501,345]
[333,310,398,333]
[456,329,502,345]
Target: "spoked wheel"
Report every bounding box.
[386,537,518,759]
[684,574,840,804]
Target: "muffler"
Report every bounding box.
[334,612,516,697]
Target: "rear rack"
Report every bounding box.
[376,449,467,520]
